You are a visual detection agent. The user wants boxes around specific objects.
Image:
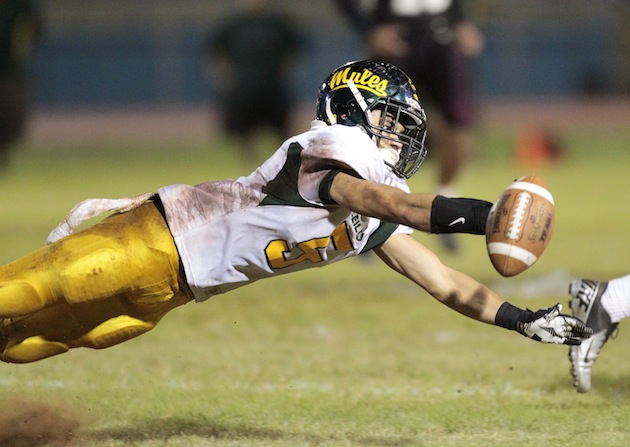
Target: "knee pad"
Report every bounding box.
[3,336,70,364]
[71,315,155,350]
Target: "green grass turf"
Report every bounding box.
[1,128,630,446]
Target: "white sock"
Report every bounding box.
[601,274,630,323]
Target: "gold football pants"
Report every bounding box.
[0,201,193,363]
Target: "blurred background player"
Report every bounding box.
[569,275,630,393]
[205,0,303,163]
[0,0,42,170]
[335,0,484,252]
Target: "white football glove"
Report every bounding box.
[517,304,592,345]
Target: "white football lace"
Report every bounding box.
[506,192,531,240]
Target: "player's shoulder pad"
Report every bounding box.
[303,123,384,183]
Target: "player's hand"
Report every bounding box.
[517,304,593,345]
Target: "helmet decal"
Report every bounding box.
[329,66,389,97]
[346,79,369,113]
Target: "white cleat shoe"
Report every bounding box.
[568,279,618,393]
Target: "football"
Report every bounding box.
[486,175,555,277]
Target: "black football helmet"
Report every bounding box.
[316,60,427,179]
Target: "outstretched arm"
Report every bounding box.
[374,234,592,345]
[329,172,491,234]
[375,233,501,323]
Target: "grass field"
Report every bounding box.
[1,125,630,446]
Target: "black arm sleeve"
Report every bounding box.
[430,195,493,235]
[318,170,341,205]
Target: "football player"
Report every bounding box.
[0,60,591,364]
[569,275,630,392]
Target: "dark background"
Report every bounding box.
[29,0,630,109]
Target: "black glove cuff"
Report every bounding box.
[430,196,493,235]
[495,302,530,331]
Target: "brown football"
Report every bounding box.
[486,175,555,277]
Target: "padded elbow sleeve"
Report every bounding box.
[430,195,493,235]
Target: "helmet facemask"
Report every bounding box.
[348,80,427,179]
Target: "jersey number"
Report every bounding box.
[265,222,354,269]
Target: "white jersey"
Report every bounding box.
[158,121,413,301]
